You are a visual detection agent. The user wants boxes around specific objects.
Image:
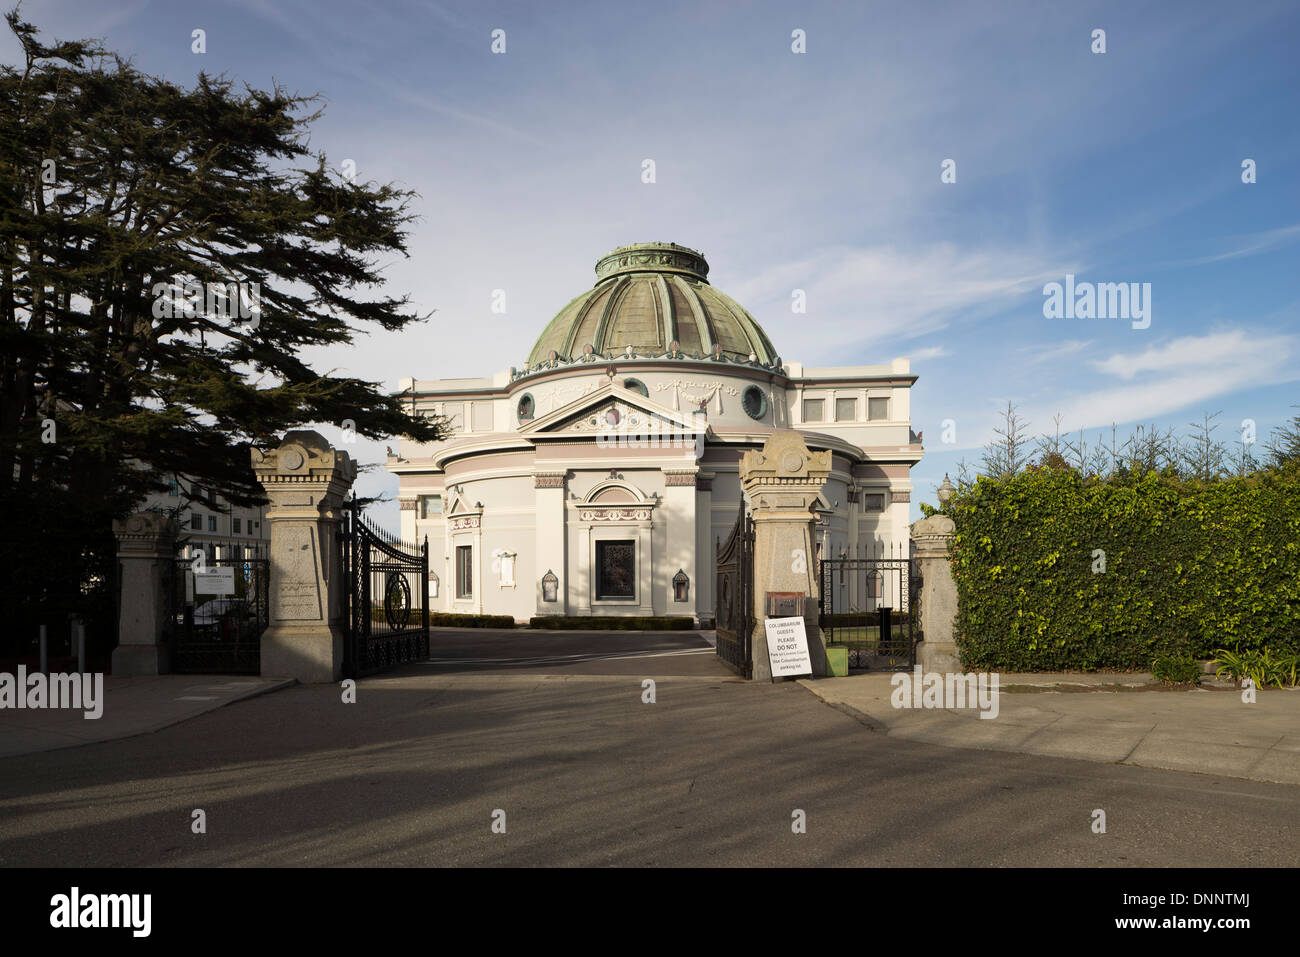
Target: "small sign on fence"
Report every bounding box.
[194,566,236,596]
[764,616,812,678]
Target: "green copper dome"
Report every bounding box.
[525,243,779,367]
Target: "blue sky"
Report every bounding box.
[7,0,1299,527]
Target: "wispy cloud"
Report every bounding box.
[1163,224,1300,268]
[1019,339,1091,365]
[1090,329,1290,380]
[909,345,950,361]
[1042,328,1300,431]
[731,243,1074,363]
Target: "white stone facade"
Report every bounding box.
[387,245,923,624]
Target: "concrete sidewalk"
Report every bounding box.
[0,674,294,758]
[800,671,1300,785]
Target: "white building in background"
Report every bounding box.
[140,474,269,561]
[387,243,923,625]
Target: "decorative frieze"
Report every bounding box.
[663,470,698,487]
[399,499,417,511]
[578,507,652,522]
[534,471,567,489]
[891,491,911,504]
[449,515,482,531]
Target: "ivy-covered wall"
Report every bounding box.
[947,466,1300,670]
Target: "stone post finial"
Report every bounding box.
[937,473,955,504]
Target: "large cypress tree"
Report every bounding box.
[0,10,443,659]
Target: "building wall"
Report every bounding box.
[391,357,921,624]
[140,476,270,560]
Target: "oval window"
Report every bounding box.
[742,385,768,420]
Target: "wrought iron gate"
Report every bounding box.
[819,541,917,670]
[714,499,754,678]
[339,498,429,677]
[168,554,268,674]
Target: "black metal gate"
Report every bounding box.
[339,498,429,677]
[819,541,917,670]
[169,554,268,674]
[715,499,754,678]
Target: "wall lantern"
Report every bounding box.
[541,570,559,603]
[672,569,690,602]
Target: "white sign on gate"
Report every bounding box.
[764,616,813,678]
[194,566,236,596]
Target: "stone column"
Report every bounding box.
[534,471,568,616]
[251,431,356,682]
[911,512,961,672]
[663,468,697,619]
[741,431,831,680]
[112,512,179,676]
[694,471,715,627]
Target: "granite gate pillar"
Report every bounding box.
[251,431,356,682]
[741,431,832,680]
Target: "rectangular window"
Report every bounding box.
[863,494,885,512]
[420,494,443,518]
[868,397,889,421]
[167,476,179,497]
[471,401,493,432]
[208,516,218,532]
[456,545,473,599]
[596,540,636,600]
[443,403,464,431]
[835,397,857,422]
[802,398,824,422]
[233,518,242,534]
[191,514,202,530]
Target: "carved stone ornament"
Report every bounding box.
[251,429,357,486]
[579,508,652,522]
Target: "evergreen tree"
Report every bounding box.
[0,11,443,657]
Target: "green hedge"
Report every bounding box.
[949,466,1300,671]
[428,613,517,628]
[528,616,696,631]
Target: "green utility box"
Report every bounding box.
[825,645,848,677]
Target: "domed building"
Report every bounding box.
[389,243,923,625]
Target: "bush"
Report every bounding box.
[1211,647,1300,688]
[949,466,1300,671]
[528,616,696,631]
[1152,654,1201,685]
[428,613,517,628]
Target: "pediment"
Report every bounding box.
[520,383,711,440]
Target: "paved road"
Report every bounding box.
[1,630,1297,866]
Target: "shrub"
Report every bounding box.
[949,466,1300,671]
[1211,647,1300,688]
[1152,654,1201,685]
[428,613,516,628]
[528,616,696,631]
